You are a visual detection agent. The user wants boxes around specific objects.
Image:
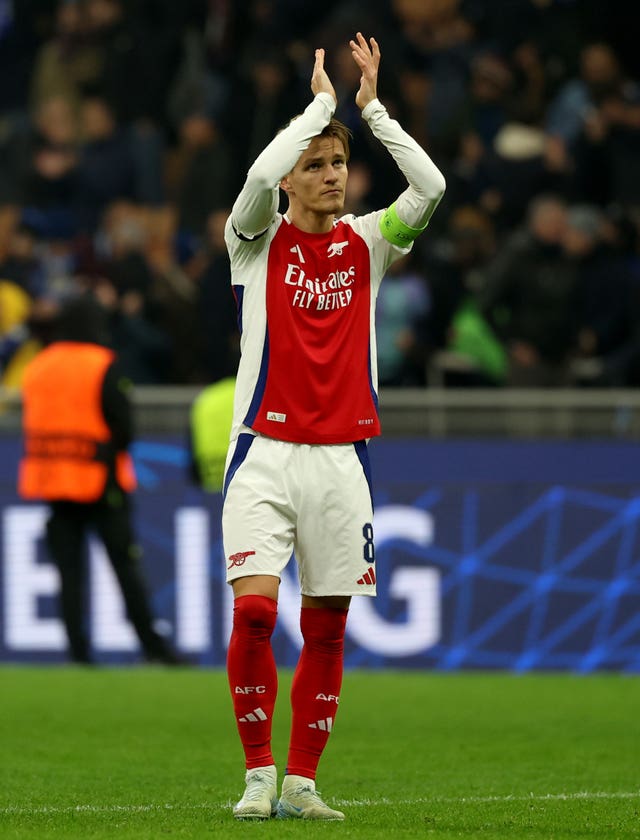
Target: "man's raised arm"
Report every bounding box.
[230,50,337,239]
[351,32,446,243]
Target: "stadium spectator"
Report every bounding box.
[477,194,580,386]
[92,273,172,385]
[0,0,42,119]
[565,204,640,386]
[0,280,33,385]
[75,93,138,232]
[221,34,445,820]
[422,204,502,385]
[221,49,306,193]
[445,50,516,159]
[546,42,626,149]
[84,0,181,129]
[88,202,172,384]
[29,0,101,114]
[376,252,431,386]
[166,109,235,238]
[140,204,206,384]
[1,95,80,212]
[387,0,475,163]
[17,294,183,665]
[544,42,640,203]
[186,208,240,384]
[0,220,45,298]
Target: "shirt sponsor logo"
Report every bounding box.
[284,263,355,311]
[267,411,286,423]
[327,240,349,257]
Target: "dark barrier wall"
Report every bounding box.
[1,435,639,672]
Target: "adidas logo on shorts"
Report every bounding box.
[357,566,376,585]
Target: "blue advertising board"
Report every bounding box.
[1,435,639,672]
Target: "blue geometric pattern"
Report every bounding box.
[338,483,640,673]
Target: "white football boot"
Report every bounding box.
[277,774,345,820]
[233,765,278,820]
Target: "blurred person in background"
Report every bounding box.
[0,0,42,122]
[1,95,80,210]
[0,279,33,386]
[565,204,640,386]
[166,109,235,238]
[189,375,236,494]
[546,42,628,154]
[29,0,101,114]
[423,204,504,386]
[375,252,431,386]
[75,92,137,232]
[222,33,445,821]
[477,193,580,386]
[186,208,240,384]
[91,273,171,385]
[13,97,80,244]
[31,219,81,302]
[0,220,45,299]
[422,204,496,353]
[86,202,172,384]
[0,220,45,385]
[545,41,640,206]
[221,49,306,194]
[18,294,182,665]
[443,50,515,166]
[441,49,565,232]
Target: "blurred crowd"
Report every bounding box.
[1,0,640,388]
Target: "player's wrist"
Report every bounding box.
[361,97,383,121]
[315,91,337,110]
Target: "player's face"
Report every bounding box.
[282,136,348,217]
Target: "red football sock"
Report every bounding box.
[286,606,348,780]
[226,594,278,769]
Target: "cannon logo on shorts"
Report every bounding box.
[228,550,256,569]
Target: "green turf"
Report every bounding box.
[0,667,638,838]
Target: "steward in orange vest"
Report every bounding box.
[16,295,183,665]
[19,342,136,501]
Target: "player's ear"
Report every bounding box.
[280,176,291,193]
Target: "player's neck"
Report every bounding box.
[287,207,335,234]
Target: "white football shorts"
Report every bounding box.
[222,433,377,596]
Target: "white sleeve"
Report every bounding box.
[230,92,336,239]
[362,98,446,230]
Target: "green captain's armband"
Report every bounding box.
[379,202,427,247]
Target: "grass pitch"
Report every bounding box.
[0,667,638,838]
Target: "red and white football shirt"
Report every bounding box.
[224,91,445,447]
[226,210,407,444]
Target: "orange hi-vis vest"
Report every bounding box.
[19,342,136,502]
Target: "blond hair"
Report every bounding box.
[319,118,352,161]
[283,115,353,160]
